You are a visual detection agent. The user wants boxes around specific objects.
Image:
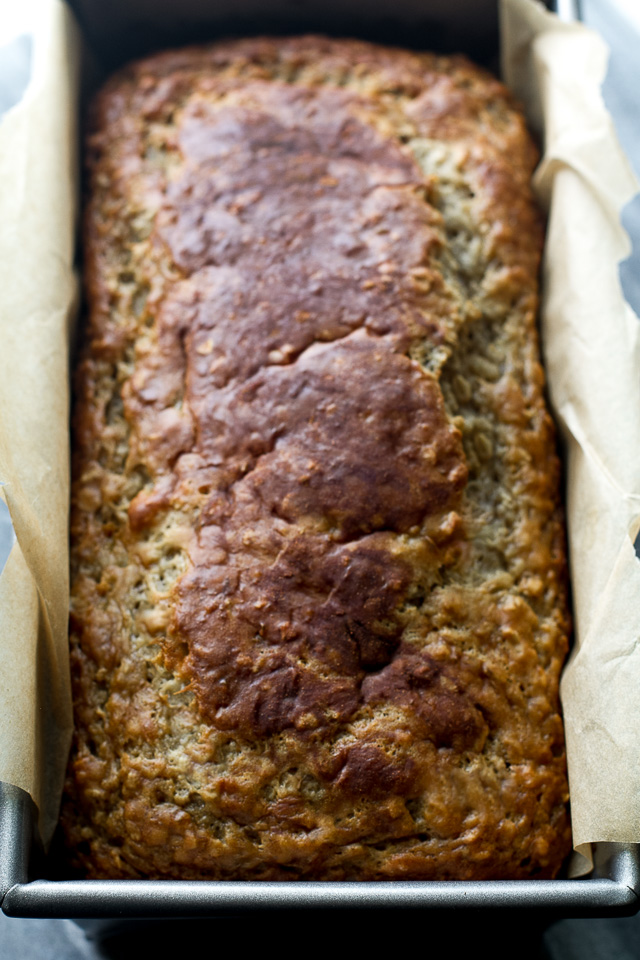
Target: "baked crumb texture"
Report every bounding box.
[64,37,571,880]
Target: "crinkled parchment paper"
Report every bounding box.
[0,0,78,843]
[502,0,640,863]
[1,0,639,857]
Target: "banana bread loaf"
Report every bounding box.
[63,36,571,880]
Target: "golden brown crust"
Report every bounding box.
[63,36,571,880]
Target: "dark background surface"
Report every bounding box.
[1,0,639,955]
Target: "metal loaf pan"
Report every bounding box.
[2,0,639,922]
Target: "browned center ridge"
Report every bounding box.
[128,85,466,739]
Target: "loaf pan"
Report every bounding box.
[2,0,639,920]
[1,781,639,917]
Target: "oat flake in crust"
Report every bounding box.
[63,36,571,880]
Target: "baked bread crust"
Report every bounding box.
[63,36,571,880]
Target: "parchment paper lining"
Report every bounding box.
[0,0,638,859]
[502,0,640,863]
[0,0,78,845]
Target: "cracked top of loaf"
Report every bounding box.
[63,35,571,880]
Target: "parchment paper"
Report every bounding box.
[1,0,639,858]
[0,0,78,844]
[502,0,640,864]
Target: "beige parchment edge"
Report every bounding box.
[0,0,79,844]
[502,0,640,863]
